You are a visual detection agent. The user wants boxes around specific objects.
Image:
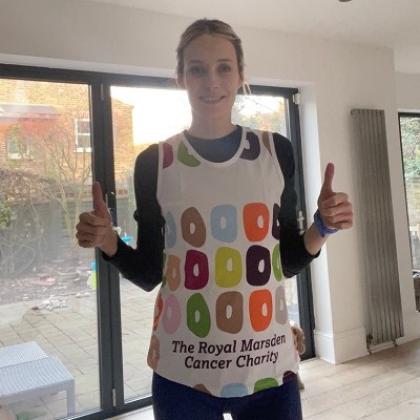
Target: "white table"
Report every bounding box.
[0,342,75,416]
[0,341,48,368]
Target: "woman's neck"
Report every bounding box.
[187,117,236,139]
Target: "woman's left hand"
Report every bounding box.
[317,163,353,231]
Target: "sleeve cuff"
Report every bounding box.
[281,232,321,277]
[101,236,129,262]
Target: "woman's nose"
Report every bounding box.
[204,70,220,88]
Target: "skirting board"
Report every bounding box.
[314,327,368,364]
[368,334,420,353]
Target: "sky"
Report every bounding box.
[111,86,284,145]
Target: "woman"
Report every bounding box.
[76,19,353,420]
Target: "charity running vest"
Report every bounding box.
[147,126,299,397]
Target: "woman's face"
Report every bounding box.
[178,34,242,121]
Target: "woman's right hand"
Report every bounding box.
[76,182,118,257]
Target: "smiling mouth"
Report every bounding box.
[200,96,226,104]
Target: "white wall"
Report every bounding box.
[396,72,420,112]
[1,0,419,363]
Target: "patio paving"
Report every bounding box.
[0,278,158,419]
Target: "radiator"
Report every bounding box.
[351,109,404,350]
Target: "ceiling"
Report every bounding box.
[86,0,420,73]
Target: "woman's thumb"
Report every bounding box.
[92,182,109,219]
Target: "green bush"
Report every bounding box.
[0,200,12,229]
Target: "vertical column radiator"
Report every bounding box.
[351,109,404,350]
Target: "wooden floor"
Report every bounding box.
[113,338,420,420]
[300,338,420,419]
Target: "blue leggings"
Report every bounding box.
[152,372,302,420]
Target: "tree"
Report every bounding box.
[0,195,12,229]
[10,113,92,242]
[1,114,92,277]
[232,95,287,134]
[400,116,420,179]
[0,167,53,277]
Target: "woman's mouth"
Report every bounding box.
[200,96,225,104]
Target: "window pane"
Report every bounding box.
[77,134,91,149]
[233,95,288,137]
[6,128,32,159]
[111,86,190,400]
[7,135,21,154]
[400,114,420,311]
[0,79,100,418]
[77,119,90,135]
[235,94,297,324]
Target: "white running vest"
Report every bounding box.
[147,127,299,397]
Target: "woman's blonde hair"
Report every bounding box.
[176,19,251,94]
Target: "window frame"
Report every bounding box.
[75,116,92,152]
[6,129,34,160]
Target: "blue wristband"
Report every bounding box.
[314,209,338,237]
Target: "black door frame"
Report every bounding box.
[0,63,315,418]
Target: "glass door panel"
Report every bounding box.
[0,79,100,418]
[110,86,190,400]
[232,94,300,325]
[399,113,420,311]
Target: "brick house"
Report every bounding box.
[0,79,141,198]
[0,79,147,276]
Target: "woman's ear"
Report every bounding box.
[239,73,250,94]
[240,79,251,95]
[176,74,185,89]
[239,75,244,90]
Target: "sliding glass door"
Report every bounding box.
[0,64,314,418]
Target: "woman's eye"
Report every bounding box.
[189,66,205,76]
[219,64,232,73]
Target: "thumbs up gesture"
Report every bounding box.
[317,163,353,231]
[76,182,118,256]
[92,182,111,220]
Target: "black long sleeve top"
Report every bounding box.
[103,127,319,291]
